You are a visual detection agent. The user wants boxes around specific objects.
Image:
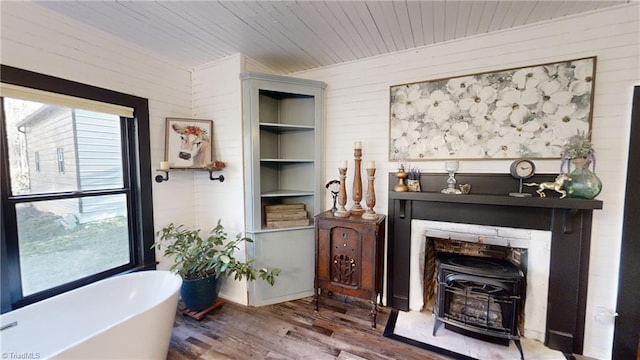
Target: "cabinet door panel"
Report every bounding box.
[248,229,315,306]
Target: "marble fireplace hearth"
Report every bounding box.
[387,172,603,355]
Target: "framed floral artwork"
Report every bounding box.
[164,118,213,168]
[389,56,596,160]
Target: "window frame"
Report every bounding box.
[1,65,156,313]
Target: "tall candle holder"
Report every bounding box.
[350,146,365,216]
[334,167,350,218]
[362,167,378,220]
[441,160,462,194]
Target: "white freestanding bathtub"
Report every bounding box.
[0,270,182,359]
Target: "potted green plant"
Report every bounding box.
[153,219,280,311]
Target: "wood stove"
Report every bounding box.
[387,172,603,354]
[433,253,524,359]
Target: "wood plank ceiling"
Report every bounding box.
[34,1,629,74]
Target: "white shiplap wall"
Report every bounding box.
[192,54,245,232]
[0,2,194,270]
[189,54,298,304]
[292,4,639,359]
[191,54,248,304]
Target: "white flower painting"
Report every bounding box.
[389,57,596,160]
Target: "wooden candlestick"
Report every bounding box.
[362,168,378,220]
[334,168,350,218]
[350,148,365,216]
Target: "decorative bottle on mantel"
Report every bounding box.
[394,165,409,192]
[560,131,602,200]
[565,158,602,199]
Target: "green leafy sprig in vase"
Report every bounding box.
[560,130,602,199]
[560,130,596,173]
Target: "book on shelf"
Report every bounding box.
[265,210,308,221]
[266,218,311,229]
[264,203,306,212]
[264,203,309,228]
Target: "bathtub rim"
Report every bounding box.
[1,270,182,359]
[54,270,181,359]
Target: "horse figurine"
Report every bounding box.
[524,174,571,199]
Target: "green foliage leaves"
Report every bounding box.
[152,219,279,285]
[562,130,594,160]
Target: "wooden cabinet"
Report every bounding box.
[314,211,386,327]
[241,72,326,306]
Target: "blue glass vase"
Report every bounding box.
[566,159,602,199]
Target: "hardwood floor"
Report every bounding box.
[167,293,449,360]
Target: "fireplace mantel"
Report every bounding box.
[391,191,603,210]
[387,172,603,355]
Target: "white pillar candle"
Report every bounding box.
[354,141,362,149]
[367,160,375,169]
[445,160,459,172]
[340,160,348,169]
[160,161,170,170]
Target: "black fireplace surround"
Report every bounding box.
[387,172,603,355]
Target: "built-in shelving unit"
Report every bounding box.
[241,72,326,306]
